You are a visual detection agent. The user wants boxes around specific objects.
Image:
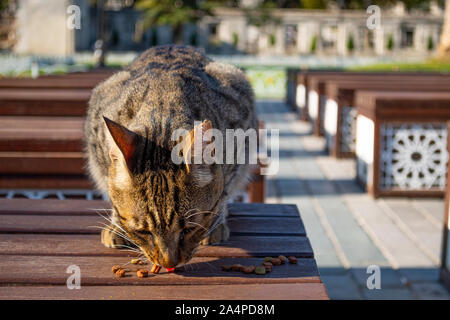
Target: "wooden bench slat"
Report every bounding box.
[0,152,84,174]
[0,200,298,217]
[0,234,313,258]
[0,89,91,117]
[0,199,109,215]
[0,89,92,100]
[0,79,103,89]
[0,283,328,300]
[0,255,320,285]
[0,174,91,189]
[0,116,84,128]
[228,203,299,217]
[228,217,305,236]
[0,214,305,236]
[0,116,84,152]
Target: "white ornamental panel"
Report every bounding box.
[380,123,448,190]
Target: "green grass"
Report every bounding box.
[347,60,450,73]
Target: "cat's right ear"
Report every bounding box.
[103,117,139,186]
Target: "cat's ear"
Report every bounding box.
[182,120,215,187]
[103,117,139,172]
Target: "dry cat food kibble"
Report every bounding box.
[262,261,273,272]
[241,266,256,274]
[221,265,232,271]
[136,269,148,278]
[220,253,299,275]
[115,269,126,278]
[288,256,298,264]
[111,265,122,274]
[131,259,143,265]
[271,258,281,266]
[255,266,266,275]
[231,264,243,271]
[151,265,161,274]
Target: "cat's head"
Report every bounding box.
[103,117,224,268]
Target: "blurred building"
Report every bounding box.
[5,0,444,57]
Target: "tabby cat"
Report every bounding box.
[84,45,258,268]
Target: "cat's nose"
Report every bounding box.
[159,253,178,268]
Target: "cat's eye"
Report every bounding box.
[180,227,195,241]
[135,229,152,237]
[183,227,196,234]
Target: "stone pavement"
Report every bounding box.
[256,100,450,300]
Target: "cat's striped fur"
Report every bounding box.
[84,45,258,268]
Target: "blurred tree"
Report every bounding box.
[347,34,355,52]
[245,1,281,27]
[427,35,434,51]
[310,35,317,52]
[134,0,216,44]
[437,0,450,59]
[0,0,9,11]
[387,34,394,50]
[0,0,16,51]
[301,0,327,9]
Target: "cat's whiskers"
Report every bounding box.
[186,221,208,232]
[205,217,223,236]
[184,208,219,220]
[94,220,133,243]
[92,208,129,237]
[94,221,134,243]
[88,223,139,249]
[185,210,218,220]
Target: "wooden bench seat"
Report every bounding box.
[354,91,450,197]
[0,89,91,116]
[0,199,328,300]
[291,70,450,118]
[0,78,105,89]
[0,116,84,151]
[305,73,450,137]
[323,80,450,158]
[0,116,264,201]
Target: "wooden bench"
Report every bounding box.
[292,70,343,121]
[0,89,92,116]
[0,199,328,300]
[290,69,450,122]
[286,68,300,112]
[323,79,450,158]
[354,91,450,197]
[305,73,450,137]
[0,71,265,201]
[0,116,264,201]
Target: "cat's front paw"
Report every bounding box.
[101,224,135,249]
[200,223,230,245]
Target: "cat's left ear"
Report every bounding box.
[103,117,139,172]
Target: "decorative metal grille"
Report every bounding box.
[339,106,356,153]
[380,123,448,190]
[0,189,250,203]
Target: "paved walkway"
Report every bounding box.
[257,100,450,300]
